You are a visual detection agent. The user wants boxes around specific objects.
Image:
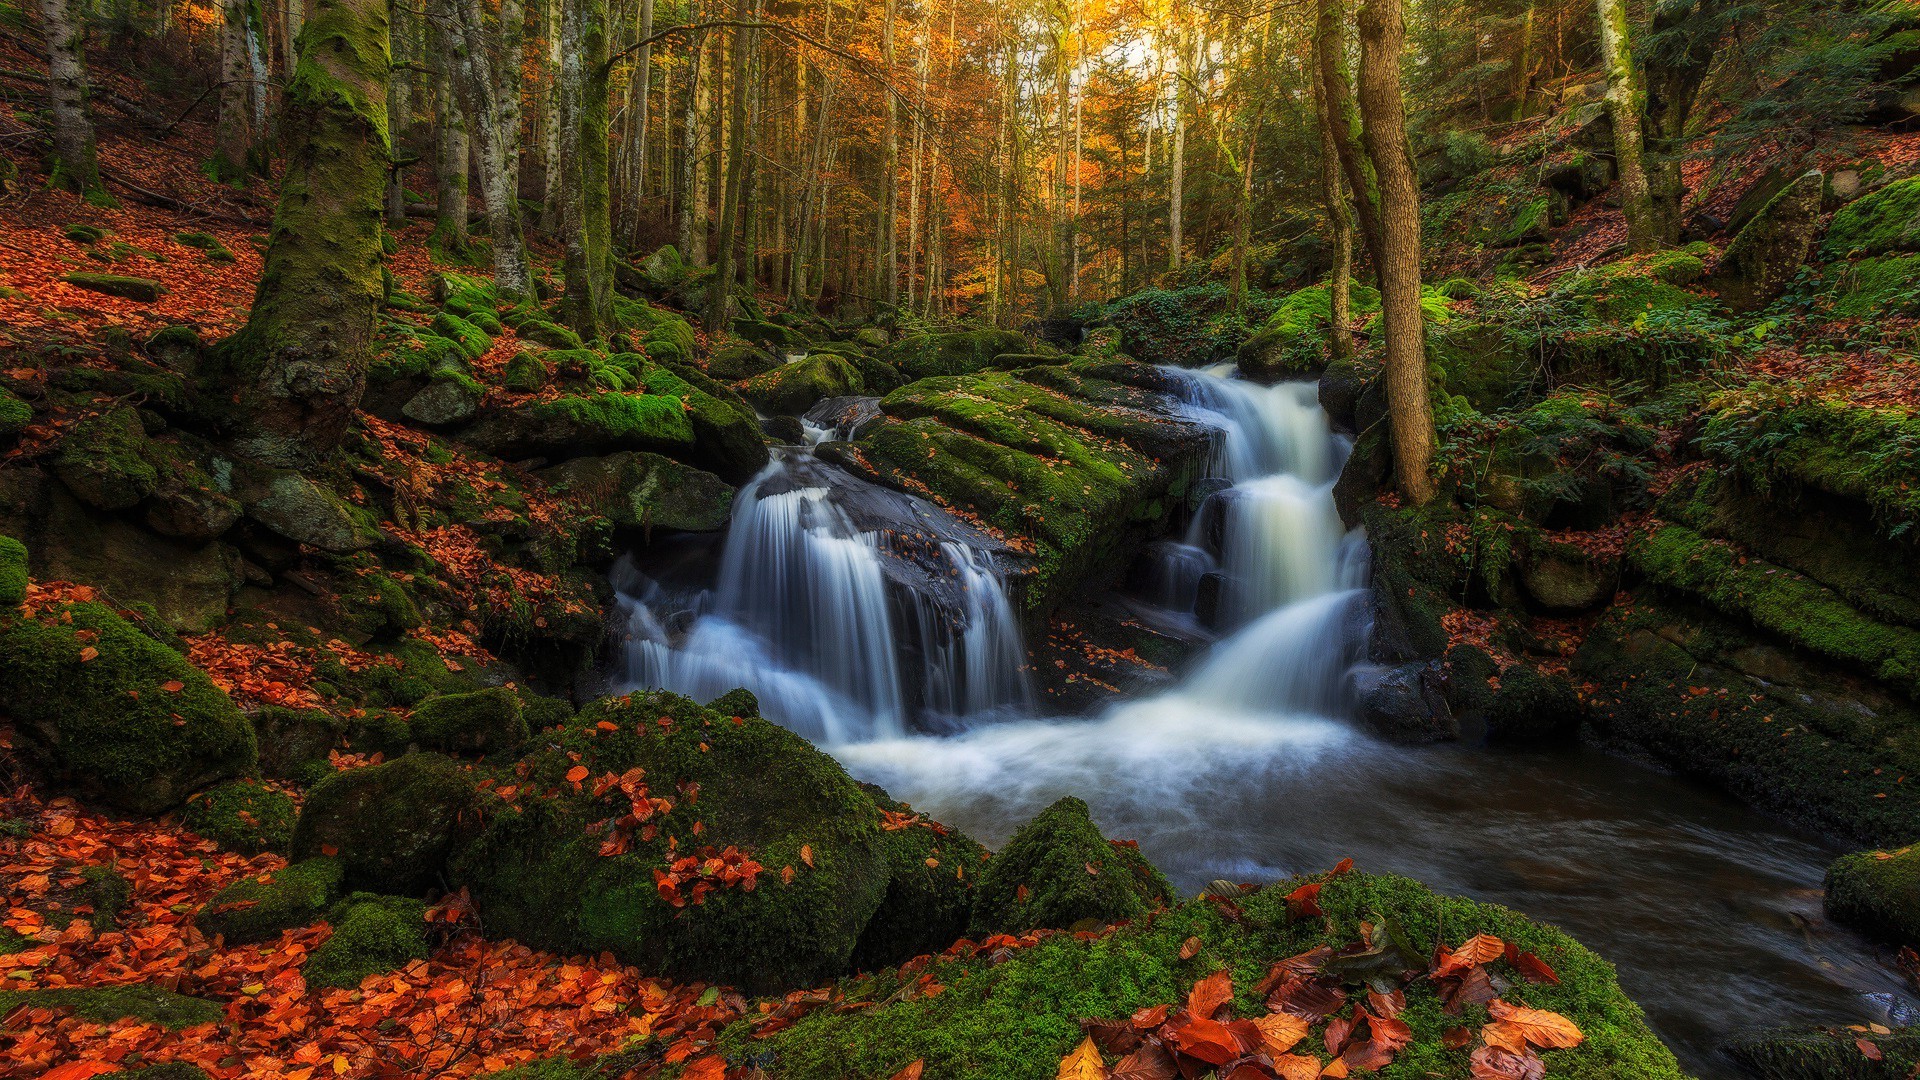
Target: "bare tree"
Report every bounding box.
[39,0,109,203]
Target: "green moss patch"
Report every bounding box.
[1823,177,1920,258]
[971,796,1172,935]
[303,894,430,988]
[410,687,529,756]
[291,752,484,895]
[62,273,167,302]
[181,780,298,855]
[0,986,221,1030]
[1826,845,1920,949]
[195,857,344,945]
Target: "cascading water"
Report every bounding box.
[613,444,1032,743]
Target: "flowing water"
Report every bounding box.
[612,368,1915,1077]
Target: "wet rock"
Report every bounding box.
[1518,540,1618,613]
[1726,1025,1920,1079]
[1826,845,1920,949]
[1708,170,1827,311]
[969,796,1173,935]
[760,415,806,444]
[849,783,989,971]
[252,706,347,780]
[291,752,485,894]
[880,329,1031,380]
[195,858,343,944]
[410,687,529,756]
[740,355,864,416]
[145,467,242,542]
[245,473,377,553]
[539,451,736,533]
[1350,661,1458,743]
[461,392,698,463]
[52,406,157,511]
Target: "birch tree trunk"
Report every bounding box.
[1597,0,1656,252]
[541,0,563,231]
[677,29,707,262]
[446,0,531,299]
[1168,35,1187,272]
[1356,0,1435,504]
[40,0,109,202]
[623,0,655,246]
[208,0,389,465]
[430,38,472,260]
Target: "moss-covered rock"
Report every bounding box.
[1826,846,1920,948]
[0,986,221,1029]
[63,272,166,301]
[104,1064,214,1079]
[0,533,25,607]
[52,405,159,511]
[461,392,698,463]
[1726,1026,1920,1079]
[410,687,529,756]
[253,706,346,780]
[430,311,495,360]
[849,786,990,972]
[731,871,1685,1080]
[303,893,430,988]
[182,779,298,854]
[516,318,585,350]
[1237,283,1381,384]
[174,231,236,261]
[1708,170,1827,311]
[195,856,344,944]
[402,372,483,427]
[244,472,378,553]
[624,361,769,482]
[538,451,736,532]
[81,863,132,931]
[732,317,809,351]
[708,341,782,382]
[970,796,1172,935]
[1699,394,1920,537]
[501,350,551,393]
[0,598,256,813]
[0,388,31,438]
[739,355,864,416]
[449,691,889,993]
[1823,176,1920,259]
[291,753,484,894]
[881,330,1031,381]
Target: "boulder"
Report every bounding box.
[708,341,782,382]
[63,272,165,301]
[969,796,1173,935]
[402,374,483,427]
[1707,170,1827,311]
[252,706,346,780]
[245,473,377,553]
[1727,1026,1920,1079]
[538,451,736,532]
[182,779,297,854]
[0,594,256,813]
[740,355,864,416]
[291,752,486,894]
[0,534,25,606]
[52,406,157,511]
[460,392,698,463]
[302,894,430,989]
[409,687,529,756]
[1826,845,1920,948]
[881,329,1031,380]
[502,350,550,392]
[732,317,809,351]
[0,388,30,437]
[195,857,343,944]
[1350,661,1458,743]
[1518,539,1618,612]
[449,691,891,993]
[1822,175,1920,258]
[618,361,770,482]
[144,462,242,543]
[848,785,989,972]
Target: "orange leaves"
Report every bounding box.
[1483,999,1584,1050]
[652,846,764,908]
[76,645,98,662]
[1179,936,1202,960]
[1186,969,1234,1020]
[39,1063,120,1080]
[1433,933,1506,978]
[1250,1013,1309,1057]
[891,1060,927,1080]
[800,844,815,868]
[565,765,590,785]
[1284,881,1323,921]
[1058,1035,1110,1080]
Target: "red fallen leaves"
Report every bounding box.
[589,767,677,857]
[652,847,764,908]
[1063,868,1584,1080]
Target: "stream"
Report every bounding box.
[610,365,1914,1077]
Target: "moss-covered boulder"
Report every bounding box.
[0,597,256,813]
[410,687,529,756]
[516,318,585,350]
[291,753,485,895]
[63,272,166,302]
[0,533,25,606]
[253,706,346,781]
[105,1065,214,1080]
[1708,170,1828,311]
[849,786,990,972]
[402,371,484,427]
[1823,176,1920,258]
[1826,846,1920,948]
[539,451,736,532]
[970,797,1172,935]
[740,355,864,416]
[182,779,297,854]
[449,691,890,993]
[430,311,495,360]
[195,856,344,944]
[708,341,782,382]
[0,986,221,1029]
[243,472,378,553]
[732,317,809,351]
[461,391,698,463]
[0,388,30,438]
[881,329,1031,381]
[730,870,1686,1080]
[303,893,430,989]
[622,361,769,482]
[1237,283,1380,384]
[502,350,551,393]
[1727,1025,1920,1079]
[52,406,158,511]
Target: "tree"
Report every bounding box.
[1355,0,1436,504]
[445,0,533,299]
[428,23,474,262]
[39,0,110,204]
[205,0,390,466]
[1311,12,1356,363]
[214,0,266,183]
[706,0,756,331]
[560,0,615,339]
[1596,0,1657,251]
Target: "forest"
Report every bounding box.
[3,0,1920,1075]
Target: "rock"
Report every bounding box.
[1826,845,1920,948]
[302,894,430,989]
[761,415,806,443]
[732,317,809,351]
[181,780,297,854]
[852,327,889,349]
[0,987,222,1032]
[52,406,158,511]
[538,451,736,532]
[291,753,485,895]
[144,466,242,543]
[708,341,781,382]
[0,592,256,813]
[1823,176,1920,258]
[618,361,769,482]
[740,355,864,416]
[1518,540,1618,612]
[0,534,24,606]
[63,272,166,301]
[1350,661,1458,743]
[1318,356,1366,433]
[848,785,988,971]
[449,691,891,993]
[502,350,550,392]
[245,473,377,553]
[970,796,1173,935]
[429,311,493,360]
[1708,171,1827,311]
[401,374,482,427]
[517,319,584,349]
[1727,1025,1920,1079]
[880,329,1031,380]
[1359,502,1457,663]
[0,388,33,437]
[252,706,346,780]
[1485,661,1584,741]
[409,687,529,756]
[461,392,698,463]
[195,857,343,944]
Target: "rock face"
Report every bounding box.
[461,392,698,461]
[402,375,482,427]
[1707,170,1827,311]
[969,796,1173,935]
[0,591,257,813]
[1350,661,1458,743]
[409,688,529,756]
[538,452,736,532]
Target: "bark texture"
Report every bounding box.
[40,0,108,201]
[1597,0,1656,252]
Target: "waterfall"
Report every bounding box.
[613,450,1031,743]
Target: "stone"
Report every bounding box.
[969,795,1173,935]
[63,272,165,302]
[739,355,864,416]
[291,752,486,895]
[1350,661,1459,743]
[1518,540,1618,612]
[402,375,482,427]
[1708,170,1827,311]
[246,473,377,553]
[52,406,157,511]
[538,451,736,532]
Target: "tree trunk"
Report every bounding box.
[1317,0,1383,272]
[1643,0,1726,245]
[1168,57,1185,271]
[1312,26,1356,363]
[40,0,108,202]
[429,30,472,260]
[677,29,707,261]
[1597,0,1656,252]
[446,0,531,299]
[705,0,752,332]
[623,0,655,246]
[213,0,258,182]
[208,0,389,466]
[1356,0,1435,504]
[877,0,899,308]
[559,0,614,339]
[540,0,563,231]
[384,0,412,227]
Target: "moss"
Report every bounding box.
[434,272,497,317]
[52,405,159,510]
[739,354,864,416]
[303,893,430,988]
[731,871,1684,1080]
[502,350,551,393]
[1700,394,1920,535]
[707,687,760,718]
[970,796,1172,935]
[1826,846,1920,948]
[0,533,25,606]
[430,311,494,361]
[1823,177,1920,258]
[181,780,298,854]
[0,986,222,1030]
[849,786,989,972]
[0,388,30,438]
[1821,253,1920,319]
[410,687,529,756]
[731,316,810,351]
[449,691,889,993]
[173,231,236,261]
[1629,523,1920,697]
[81,864,131,931]
[63,222,108,243]
[63,272,166,301]
[253,706,347,780]
[708,341,780,382]
[0,600,256,814]
[1551,247,1712,322]
[292,752,484,894]
[195,857,344,944]
[517,319,585,350]
[881,329,1032,381]
[105,1065,215,1080]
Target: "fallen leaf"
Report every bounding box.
[1487,999,1584,1049]
[1058,1034,1109,1080]
[1179,936,1201,960]
[1252,1012,1310,1056]
[801,844,815,868]
[1187,969,1234,1020]
[892,1060,926,1080]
